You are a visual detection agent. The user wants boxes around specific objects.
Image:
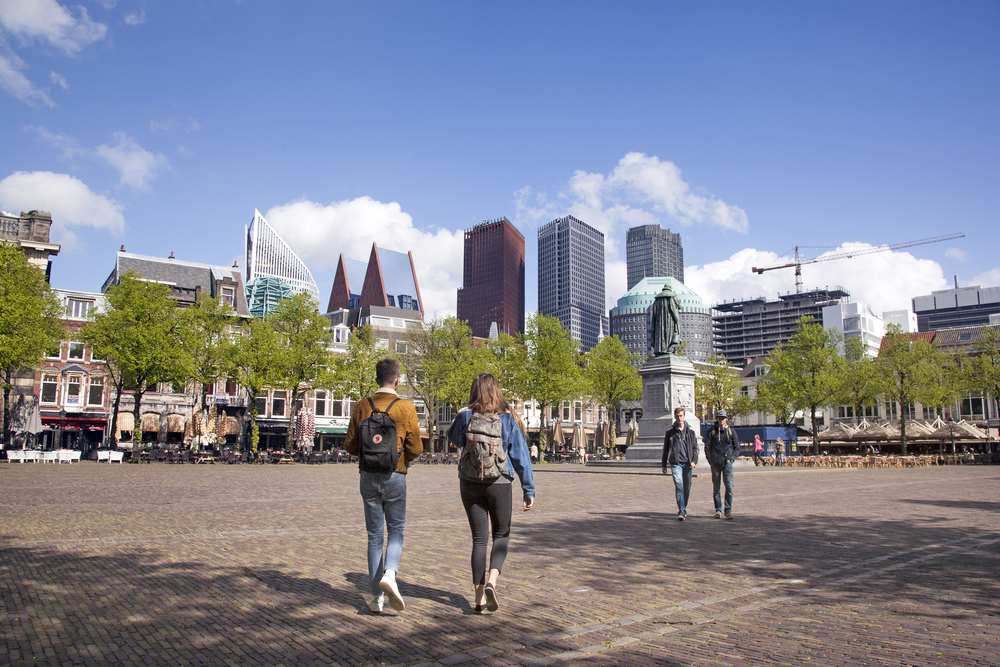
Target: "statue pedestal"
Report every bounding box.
[624,354,700,464]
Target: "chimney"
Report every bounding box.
[119,245,125,252]
[233,260,238,268]
[169,252,175,259]
[954,275,959,289]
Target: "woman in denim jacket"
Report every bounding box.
[448,373,535,613]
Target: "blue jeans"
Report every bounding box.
[711,462,734,512]
[671,463,693,514]
[360,471,407,597]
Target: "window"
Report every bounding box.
[395,340,407,354]
[563,403,571,421]
[314,390,327,416]
[47,342,61,360]
[574,401,582,421]
[377,339,390,350]
[255,396,267,416]
[226,378,238,395]
[220,286,234,307]
[272,391,286,417]
[41,374,58,403]
[332,397,343,416]
[65,376,82,405]
[88,377,104,406]
[333,328,349,344]
[171,381,185,394]
[68,342,85,360]
[67,299,94,319]
[414,402,425,417]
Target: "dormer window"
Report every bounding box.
[220,286,234,307]
[67,299,94,319]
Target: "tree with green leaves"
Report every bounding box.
[877,325,946,455]
[83,271,187,445]
[400,317,482,451]
[230,317,281,452]
[268,293,335,449]
[583,335,642,421]
[0,244,64,443]
[959,327,1000,430]
[695,354,743,419]
[484,331,529,402]
[765,316,843,452]
[752,363,796,425]
[833,336,881,425]
[329,323,382,403]
[522,313,581,433]
[179,293,238,414]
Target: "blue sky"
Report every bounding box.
[1,1,997,318]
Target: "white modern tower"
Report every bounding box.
[245,209,320,308]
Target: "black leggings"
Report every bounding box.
[460,479,512,586]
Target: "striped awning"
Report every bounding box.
[224,416,241,435]
[142,413,160,433]
[166,414,186,433]
[117,412,134,433]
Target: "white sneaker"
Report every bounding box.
[369,595,384,613]
[379,572,405,611]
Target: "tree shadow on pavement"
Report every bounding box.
[899,498,1000,512]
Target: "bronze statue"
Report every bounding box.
[651,283,682,356]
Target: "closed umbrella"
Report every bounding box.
[573,422,586,457]
[624,418,638,448]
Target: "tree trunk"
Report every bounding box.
[899,415,907,456]
[109,379,123,447]
[132,387,147,446]
[247,391,260,453]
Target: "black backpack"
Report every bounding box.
[359,397,401,473]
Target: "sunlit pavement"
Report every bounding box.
[2,461,998,666]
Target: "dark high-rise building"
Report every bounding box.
[538,215,607,352]
[626,224,683,290]
[457,217,525,338]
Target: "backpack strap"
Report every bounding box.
[367,397,401,414]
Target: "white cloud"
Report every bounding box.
[0,50,54,106]
[686,243,949,315]
[24,124,82,159]
[95,132,168,190]
[0,0,107,55]
[150,117,201,132]
[264,197,464,318]
[123,10,146,26]
[945,247,968,262]
[971,268,1000,288]
[48,70,67,90]
[0,171,126,250]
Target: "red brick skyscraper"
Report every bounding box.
[457,217,525,338]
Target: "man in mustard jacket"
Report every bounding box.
[345,358,423,613]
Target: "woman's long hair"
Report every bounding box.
[467,373,526,435]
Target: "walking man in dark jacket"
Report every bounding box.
[704,409,740,519]
[661,407,699,521]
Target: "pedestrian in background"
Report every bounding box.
[753,434,765,466]
[661,406,699,521]
[775,437,785,466]
[448,373,535,613]
[704,409,740,519]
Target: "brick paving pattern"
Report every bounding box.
[1,462,998,666]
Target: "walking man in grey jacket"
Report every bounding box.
[661,407,699,520]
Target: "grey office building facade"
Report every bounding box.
[626,224,684,290]
[538,215,608,352]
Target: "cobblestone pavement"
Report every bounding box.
[2,461,998,666]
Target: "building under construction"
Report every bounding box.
[712,287,850,368]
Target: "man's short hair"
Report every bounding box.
[673,407,685,418]
[375,358,400,387]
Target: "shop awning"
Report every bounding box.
[166,414,186,433]
[315,425,347,434]
[117,412,134,433]
[142,413,160,432]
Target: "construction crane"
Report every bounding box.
[751,233,965,293]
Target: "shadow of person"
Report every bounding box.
[343,571,474,612]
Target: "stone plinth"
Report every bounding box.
[624,354,700,464]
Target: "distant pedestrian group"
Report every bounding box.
[662,408,740,520]
[345,359,534,615]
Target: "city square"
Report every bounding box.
[2,462,998,666]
